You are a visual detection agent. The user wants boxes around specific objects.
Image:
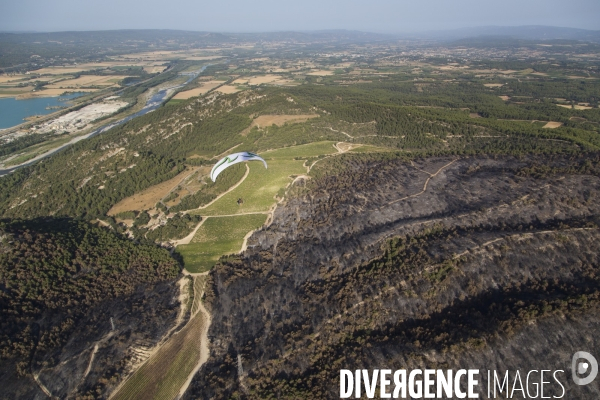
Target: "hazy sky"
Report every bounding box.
[1,0,599,33]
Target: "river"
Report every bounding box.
[0,65,208,177]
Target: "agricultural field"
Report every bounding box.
[190,275,207,316]
[247,114,319,130]
[0,86,37,98]
[178,141,340,272]
[346,144,395,153]
[306,70,334,76]
[232,74,298,86]
[239,114,320,135]
[0,74,29,83]
[110,276,208,400]
[113,50,224,62]
[108,167,201,215]
[195,141,338,216]
[558,104,595,110]
[172,81,223,99]
[30,88,98,96]
[46,75,131,89]
[215,85,240,94]
[542,121,563,128]
[177,214,268,273]
[143,65,168,73]
[183,56,225,61]
[32,61,165,74]
[0,59,170,98]
[113,51,182,60]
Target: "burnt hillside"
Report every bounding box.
[186,153,600,399]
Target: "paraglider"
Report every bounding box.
[211,151,267,182]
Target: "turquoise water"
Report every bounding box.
[0,93,84,129]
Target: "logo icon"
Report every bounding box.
[572,351,598,385]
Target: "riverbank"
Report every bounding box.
[0,65,208,177]
[0,93,85,130]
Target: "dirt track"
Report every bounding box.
[110,273,211,400]
[176,272,211,399]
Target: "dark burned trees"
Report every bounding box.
[185,153,600,399]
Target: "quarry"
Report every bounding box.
[34,98,129,134]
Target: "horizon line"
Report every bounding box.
[2,24,599,35]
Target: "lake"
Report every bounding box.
[0,93,84,129]
[0,65,209,176]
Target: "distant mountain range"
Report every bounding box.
[1,26,599,52]
[0,29,395,46]
[238,25,600,43]
[416,25,600,42]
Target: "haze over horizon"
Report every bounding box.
[1,0,599,34]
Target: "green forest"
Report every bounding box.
[3,73,599,221]
[0,217,179,375]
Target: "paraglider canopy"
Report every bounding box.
[211,151,267,182]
